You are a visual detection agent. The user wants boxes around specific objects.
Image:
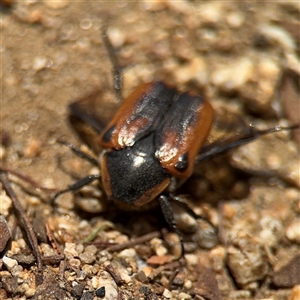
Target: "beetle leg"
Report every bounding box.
[58,140,100,167]
[196,123,300,163]
[102,26,122,104]
[169,194,214,228]
[158,195,184,259]
[52,174,101,202]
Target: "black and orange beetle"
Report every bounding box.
[54,30,299,258]
[99,81,213,206]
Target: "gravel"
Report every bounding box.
[1,1,299,299]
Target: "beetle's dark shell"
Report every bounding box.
[101,133,171,207]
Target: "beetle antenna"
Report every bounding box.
[102,25,122,103]
[57,139,100,167]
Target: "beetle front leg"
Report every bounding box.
[169,194,218,250]
[158,195,184,259]
[52,174,101,203]
[169,194,215,228]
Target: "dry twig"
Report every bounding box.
[0,171,44,285]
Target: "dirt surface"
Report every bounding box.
[1,1,300,300]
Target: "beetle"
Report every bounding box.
[54,29,300,258]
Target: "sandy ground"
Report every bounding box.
[1,1,300,300]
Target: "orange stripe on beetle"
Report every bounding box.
[99,82,172,149]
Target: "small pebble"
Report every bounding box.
[82,264,93,276]
[184,254,198,266]
[209,246,226,272]
[92,271,118,300]
[69,258,81,268]
[10,265,23,277]
[64,243,78,259]
[141,266,153,278]
[32,56,49,72]
[117,248,137,259]
[40,243,57,257]
[2,256,18,271]
[286,219,300,244]
[95,286,106,298]
[211,58,253,91]
[162,288,172,298]
[150,237,168,256]
[71,283,84,298]
[272,254,300,288]
[85,245,97,255]
[174,57,208,86]
[0,192,12,217]
[76,270,86,281]
[289,285,300,300]
[178,292,191,299]
[226,11,244,28]
[79,251,96,264]
[76,244,84,254]
[228,290,251,299]
[259,217,283,248]
[227,232,269,286]
[75,196,105,213]
[193,220,218,249]
[0,216,11,254]
[184,279,192,290]
[23,284,36,298]
[16,239,26,251]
